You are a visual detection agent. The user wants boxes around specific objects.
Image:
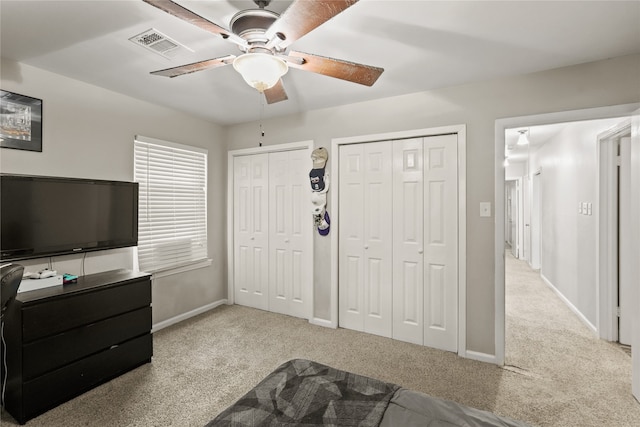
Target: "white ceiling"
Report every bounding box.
[2,0,639,126]
[505,117,627,164]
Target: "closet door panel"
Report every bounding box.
[363,142,393,337]
[251,155,270,310]
[339,144,365,331]
[268,150,310,319]
[392,138,424,345]
[234,154,269,310]
[423,134,458,352]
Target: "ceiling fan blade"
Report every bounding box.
[265,0,359,49]
[264,79,288,104]
[143,0,247,48]
[286,51,383,86]
[150,55,235,78]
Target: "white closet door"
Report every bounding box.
[234,154,269,310]
[423,134,458,352]
[339,144,366,331]
[392,138,425,345]
[363,142,393,337]
[339,142,393,336]
[268,150,311,319]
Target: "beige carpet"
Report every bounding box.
[2,253,639,426]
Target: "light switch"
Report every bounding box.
[578,202,583,214]
[480,202,491,217]
[587,203,592,215]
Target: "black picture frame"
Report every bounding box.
[1,90,43,152]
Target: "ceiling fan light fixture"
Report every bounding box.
[233,53,288,93]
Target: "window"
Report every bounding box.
[134,136,208,272]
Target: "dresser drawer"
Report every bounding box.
[22,278,151,342]
[23,307,152,380]
[21,334,152,423]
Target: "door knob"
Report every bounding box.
[285,238,290,243]
[418,248,423,254]
[250,237,255,240]
[364,245,369,250]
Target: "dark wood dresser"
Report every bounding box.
[0,269,152,424]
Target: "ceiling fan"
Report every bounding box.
[143,0,384,104]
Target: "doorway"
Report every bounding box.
[494,102,639,366]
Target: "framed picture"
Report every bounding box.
[1,90,43,152]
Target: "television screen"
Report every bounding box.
[1,174,138,261]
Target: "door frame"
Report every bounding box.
[330,124,467,357]
[596,119,631,342]
[226,140,314,319]
[494,102,639,365]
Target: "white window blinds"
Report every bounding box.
[134,136,208,273]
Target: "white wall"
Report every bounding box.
[0,60,227,326]
[529,118,623,327]
[506,162,525,181]
[226,54,640,356]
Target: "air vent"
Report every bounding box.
[129,28,190,58]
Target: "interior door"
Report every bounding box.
[505,183,513,248]
[531,171,541,270]
[268,149,311,319]
[523,175,531,262]
[339,141,393,336]
[339,144,366,331]
[339,134,459,351]
[510,182,518,257]
[392,137,424,345]
[362,141,393,337]
[423,133,458,352]
[234,154,269,310]
[618,136,632,345]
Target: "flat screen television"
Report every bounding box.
[1,174,138,261]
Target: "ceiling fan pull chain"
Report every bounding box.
[259,93,265,147]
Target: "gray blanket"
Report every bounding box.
[207,359,399,426]
[207,359,532,427]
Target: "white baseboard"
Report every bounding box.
[309,317,337,328]
[463,350,498,365]
[152,299,227,333]
[540,274,597,334]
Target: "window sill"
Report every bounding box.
[147,258,212,279]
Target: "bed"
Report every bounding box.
[206,359,532,427]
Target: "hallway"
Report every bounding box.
[504,251,638,426]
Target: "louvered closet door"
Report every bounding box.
[339,142,393,337]
[268,149,311,318]
[234,154,269,310]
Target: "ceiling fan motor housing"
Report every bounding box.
[230,9,279,48]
